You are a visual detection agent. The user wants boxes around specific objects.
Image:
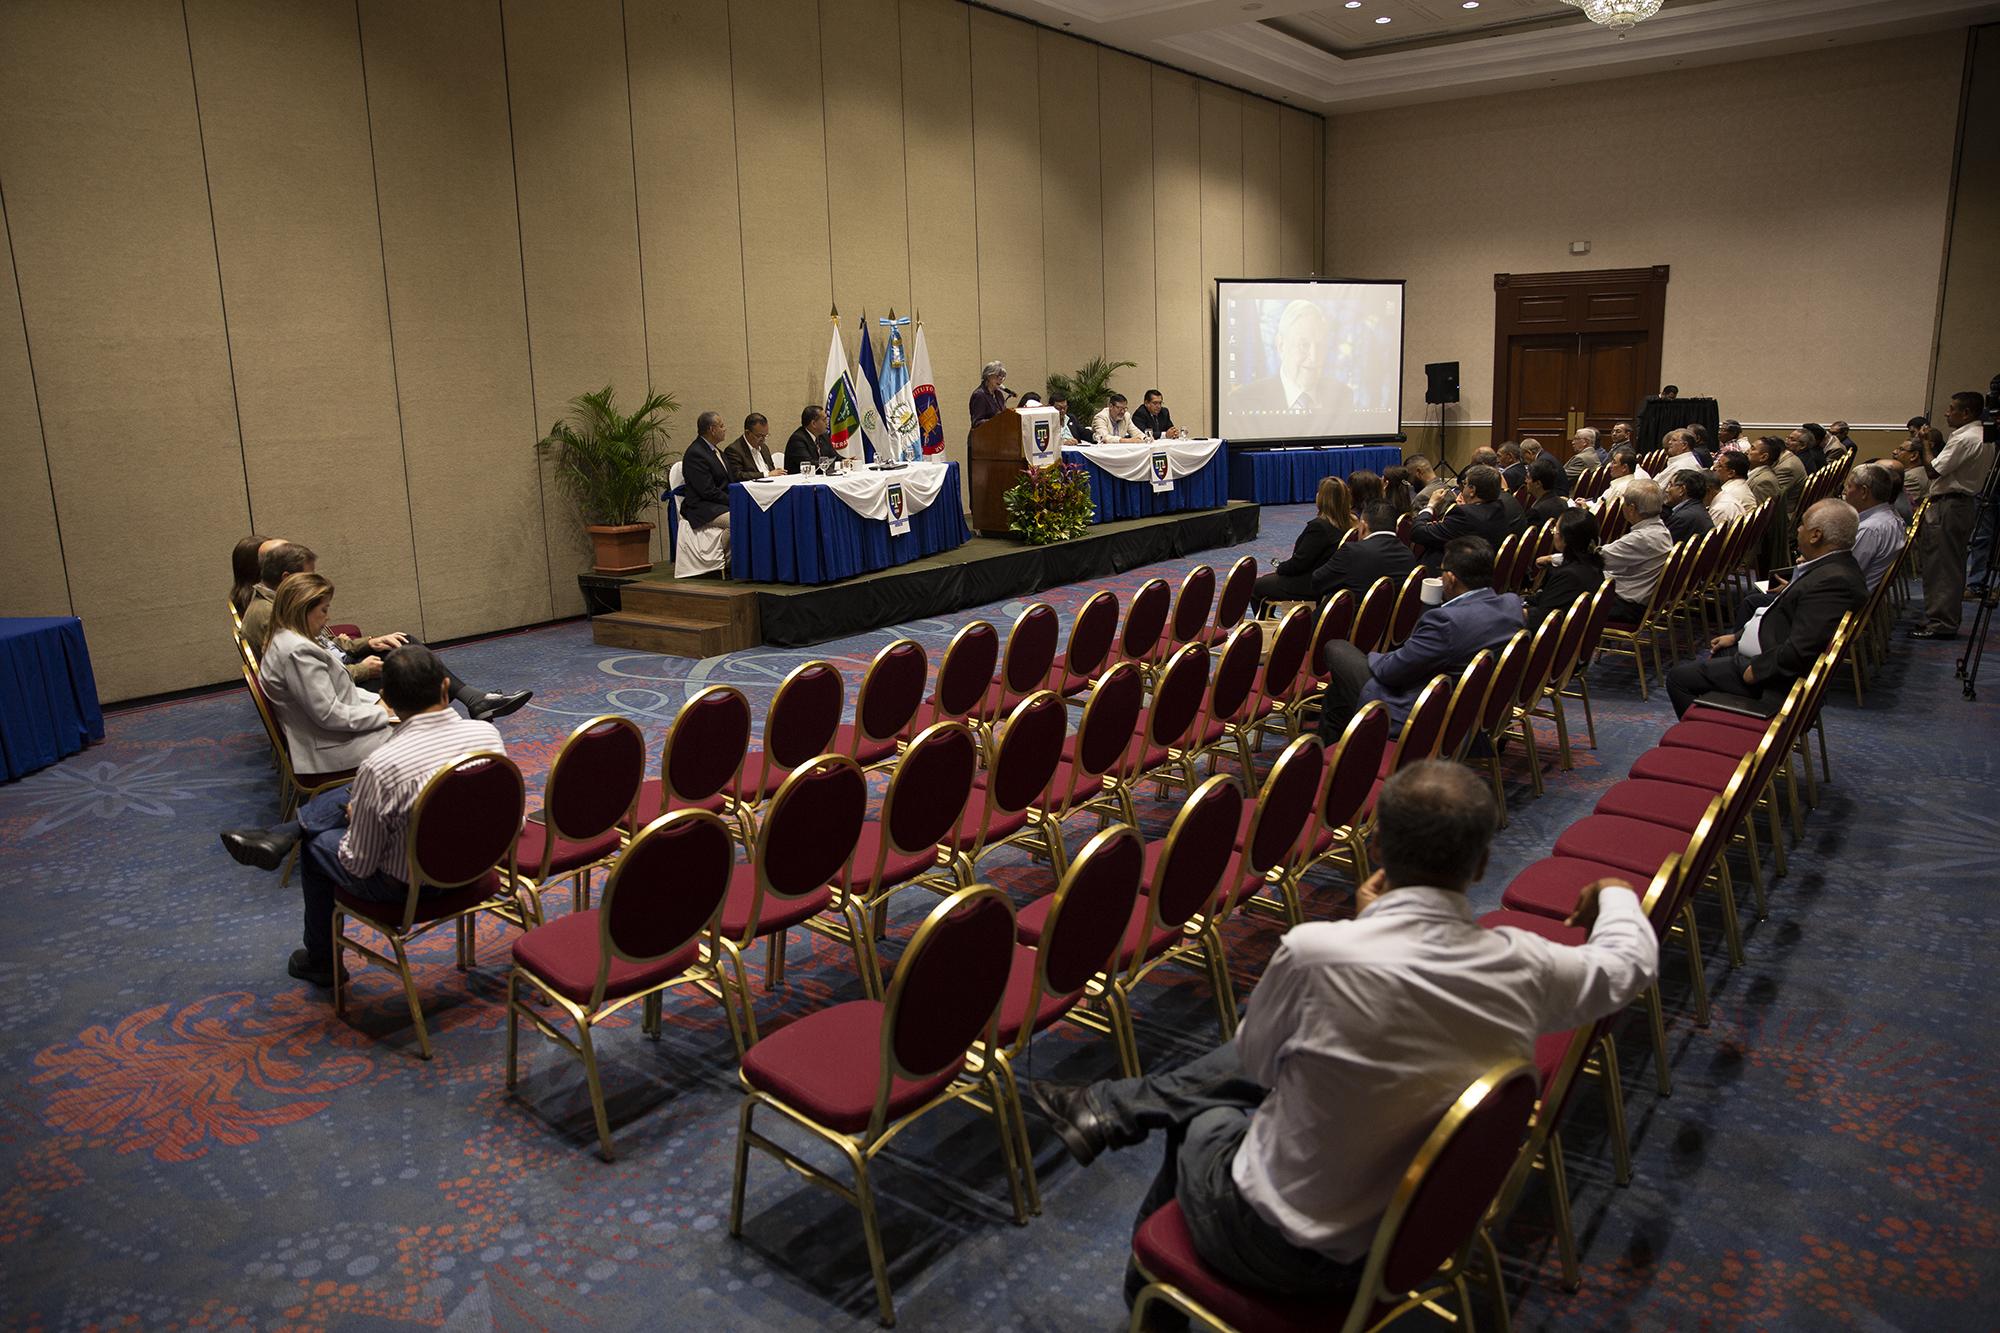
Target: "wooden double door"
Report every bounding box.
[1492,267,1668,459]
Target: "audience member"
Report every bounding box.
[229,534,274,616]
[1524,509,1605,630]
[254,573,396,778]
[1844,463,1906,589]
[1562,428,1605,483]
[723,412,783,481]
[1911,392,1998,640]
[1498,442,1526,492]
[1789,426,1827,478]
[1379,467,1417,517]
[1093,393,1144,443]
[1254,477,1352,605]
[1825,420,1856,462]
[1665,499,1868,717]
[1315,536,1521,737]
[1602,447,1652,505]
[221,644,506,990]
[1309,501,1418,609]
[1410,465,1508,567]
[1773,432,1810,505]
[1597,479,1673,622]
[1471,447,1529,534]
[1656,430,1703,478]
[1889,430,1929,519]
[1717,419,1748,455]
[785,405,839,473]
[1663,470,1715,543]
[1685,422,1714,467]
[1404,456,1453,510]
[1027,759,1657,1305]
[1519,438,1544,473]
[680,411,735,553]
[1524,458,1568,525]
[1345,469,1384,511]
[1131,389,1182,440]
[1607,422,1634,452]
[1709,451,1757,525]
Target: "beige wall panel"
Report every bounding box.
[503,0,650,608]
[360,0,548,640]
[1098,49,1157,399]
[971,9,1046,403]
[0,0,248,700]
[826,0,912,443]
[1241,99,1281,280]
[1279,108,1318,277]
[731,0,833,420]
[185,0,418,639]
[1038,30,1105,386]
[900,0,979,478]
[627,0,750,464]
[1152,68,1204,435]
[1197,85,1243,438]
[0,192,68,618]
[1935,26,1999,416]
[1327,34,1962,430]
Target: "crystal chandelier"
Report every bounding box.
[1561,0,1664,33]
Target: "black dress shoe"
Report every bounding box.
[469,689,533,721]
[1028,1080,1111,1166]
[1910,627,1958,640]
[221,827,299,872]
[287,948,349,989]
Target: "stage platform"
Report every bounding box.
[593,501,1261,657]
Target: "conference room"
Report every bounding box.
[2,1,1996,1329]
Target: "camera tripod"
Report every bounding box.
[1957,454,2000,700]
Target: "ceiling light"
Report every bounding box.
[1344,2,1361,7]
[1462,1,1480,7]
[1375,15,1392,22]
[1559,0,1665,33]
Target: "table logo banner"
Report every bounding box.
[886,482,911,535]
[1151,450,1174,492]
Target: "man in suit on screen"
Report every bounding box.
[1229,300,1353,435]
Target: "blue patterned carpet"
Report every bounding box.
[2,505,1995,1331]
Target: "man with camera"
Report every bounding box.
[1911,390,1998,641]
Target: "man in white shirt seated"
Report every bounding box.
[1029,760,1658,1303]
[1600,478,1675,622]
[1709,451,1758,525]
[1656,429,1704,478]
[1601,446,1653,504]
[219,645,507,989]
[1844,463,1907,588]
[1092,393,1145,444]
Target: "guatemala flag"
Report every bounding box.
[822,321,864,458]
[877,314,921,461]
[911,321,944,455]
[855,312,892,464]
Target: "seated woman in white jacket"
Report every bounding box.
[258,573,397,776]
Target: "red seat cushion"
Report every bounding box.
[514,818,623,880]
[717,864,832,939]
[1594,778,1718,831]
[1628,746,1740,791]
[1478,908,1587,945]
[993,944,1086,1046]
[1535,1028,1576,1085]
[631,777,729,827]
[950,779,1033,852]
[828,722,899,766]
[1551,815,1687,879]
[335,869,503,928]
[1498,856,1640,919]
[1682,703,1768,732]
[838,823,944,893]
[1658,720,1761,758]
[1132,1202,1362,1333]
[738,999,962,1133]
[511,909,701,1004]
[730,752,797,804]
[1055,667,1095,698]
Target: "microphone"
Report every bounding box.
[1001,386,1018,399]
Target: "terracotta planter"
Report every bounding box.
[586,522,655,575]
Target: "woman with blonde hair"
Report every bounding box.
[1253,475,1353,607]
[257,573,395,775]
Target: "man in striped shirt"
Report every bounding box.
[222,645,505,988]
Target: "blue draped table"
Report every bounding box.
[1228,444,1403,503]
[1,616,104,782]
[729,462,972,584]
[1068,442,1230,522]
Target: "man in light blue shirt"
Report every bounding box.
[1843,463,1906,589]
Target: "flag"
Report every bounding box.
[911,320,944,456]
[855,312,891,464]
[877,313,921,461]
[821,320,864,457]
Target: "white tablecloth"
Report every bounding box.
[1061,437,1224,481]
[738,461,953,520]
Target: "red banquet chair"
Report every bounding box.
[1049,589,1120,699]
[831,638,927,770]
[1225,732,1328,929]
[1198,555,1257,647]
[1166,564,1218,654]
[1128,1058,1539,1333]
[1384,567,1429,648]
[1122,642,1212,797]
[952,690,1066,880]
[511,714,646,922]
[1249,603,1316,741]
[911,619,1000,738]
[732,660,844,817]
[333,751,526,1061]
[1436,648,1499,765]
[631,684,751,841]
[1297,701,1391,890]
[1348,576,1398,654]
[1182,621,1266,782]
[1473,630,1534,822]
[506,808,739,1160]
[1035,662,1147,868]
[1293,590,1356,733]
[730,884,1025,1328]
[1114,576,1173,678]
[975,602,1061,741]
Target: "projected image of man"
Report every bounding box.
[1231,300,1352,432]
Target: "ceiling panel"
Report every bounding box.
[1282,0,1579,52]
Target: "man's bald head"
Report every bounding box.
[1801,498,1858,555]
[1372,759,1498,893]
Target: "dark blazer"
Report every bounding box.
[1275,517,1341,579]
[968,386,1008,433]
[785,426,837,473]
[1132,404,1175,437]
[1525,560,1605,628]
[1362,588,1526,723]
[723,433,780,482]
[1311,531,1417,606]
[1498,491,1530,537]
[1502,462,1528,492]
[1795,444,1826,477]
[1665,499,1714,544]
[1527,493,1568,526]
[1410,499,1508,564]
[1739,551,1867,688]
[679,437,732,527]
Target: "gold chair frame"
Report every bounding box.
[504,714,643,926]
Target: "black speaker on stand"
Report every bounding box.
[1423,361,1460,467]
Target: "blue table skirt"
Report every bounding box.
[1228,445,1404,504]
[729,462,973,584]
[1073,445,1230,523]
[0,616,104,781]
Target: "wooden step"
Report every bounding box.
[590,579,762,658]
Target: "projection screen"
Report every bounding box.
[1213,278,1405,447]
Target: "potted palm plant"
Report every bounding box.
[1045,356,1136,431]
[535,385,680,574]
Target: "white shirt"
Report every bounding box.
[339,708,506,882]
[1603,466,1652,504]
[1709,477,1756,525]
[1231,886,1658,1258]
[1658,451,1702,478]
[1600,516,1674,607]
[1930,422,1995,499]
[1091,408,1143,443]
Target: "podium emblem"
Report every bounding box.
[1032,420,1053,458]
[887,483,905,520]
[1151,451,1169,481]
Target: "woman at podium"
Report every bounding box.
[969,361,1010,437]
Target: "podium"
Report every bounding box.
[969,408,1025,536]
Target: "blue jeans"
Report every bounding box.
[291,790,406,963]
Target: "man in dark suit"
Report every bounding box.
[785,405,839,473]
[1310,501,1418,607]
[1664,498,1868,718]
[723,412,783,481]
[1132,389,1181,439]
[1317,536,1523,738]
[1409,465,1508,567]
[678,411,734,546]
[1525,458,1568,525]
[1663,470,1715,543]
[1498,442,1527,493]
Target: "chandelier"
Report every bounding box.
[1561,0,1664,33]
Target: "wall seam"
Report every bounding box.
[967,4,984,363]
[619,0,653,395]
[1926,25,1977,411]
[494,0,557,621]
[898,0,914,328]
[352,0,429,641]
[178,0,255,533]
[725,0,755,406]
[818,0,838,311]
[0,176,73,616]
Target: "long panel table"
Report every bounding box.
[1063,439,1230,522]
[1227,444,1404,504]
[728,460,972,584]
[1,616,104,782]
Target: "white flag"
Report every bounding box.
[821,322,864,456]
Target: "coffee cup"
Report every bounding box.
[1420,577,1445,606]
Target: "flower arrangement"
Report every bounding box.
[1005,461,1095,545]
